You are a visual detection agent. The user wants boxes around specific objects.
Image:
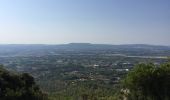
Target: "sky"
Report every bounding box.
[0,0,170,45]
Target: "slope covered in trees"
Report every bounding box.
[119,62,170,100]
[1,60,170,100]
[0,65,47,100]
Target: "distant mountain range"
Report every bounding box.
[0,43,170,56]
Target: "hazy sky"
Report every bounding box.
[0,0,170,45]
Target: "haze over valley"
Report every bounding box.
[0,0,170,100]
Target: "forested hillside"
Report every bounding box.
[1,61,170,100]
[115,61,170,100]
[0,65,47,100]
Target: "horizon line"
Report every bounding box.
[0,43,169,47]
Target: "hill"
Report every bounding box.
[0,43,170,56]
[0,65,47,100]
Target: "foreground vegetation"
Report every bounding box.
[115,61,170,100]
[0,65,47,100]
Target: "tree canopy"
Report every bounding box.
[122,62,170,100]
[0,65,47,100]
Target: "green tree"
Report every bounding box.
[0,65,48,100]
[122,62,170,100]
